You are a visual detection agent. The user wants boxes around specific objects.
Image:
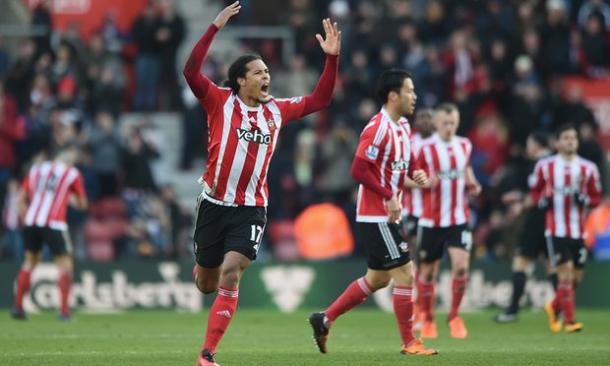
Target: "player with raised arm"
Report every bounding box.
[309,69,438,356]
[10,146,88,321]
[182,2,340,365]
[416,103,481,339]
[532,124,601,333]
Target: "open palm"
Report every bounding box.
[316,18,341,56]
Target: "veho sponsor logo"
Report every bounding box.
[236,128,272,145]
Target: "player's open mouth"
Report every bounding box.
[261,84,269,94]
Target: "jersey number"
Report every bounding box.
[250,225,264,244]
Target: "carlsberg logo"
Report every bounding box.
[236,128,272,145]
[22,263,202,313]
[372,269,555,312]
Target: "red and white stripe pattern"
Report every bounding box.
[217,287,239,298]
[22,161,85,230]
[202,89,307,207]
[531,154,602,239]
[357,277,373,295]
[356,108,413,222]
[402,133,427,217]
[419,133,472,228]
[393,286,413,297]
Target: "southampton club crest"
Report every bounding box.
[266,119,277,132]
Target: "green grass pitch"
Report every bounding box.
[1,309,609,365]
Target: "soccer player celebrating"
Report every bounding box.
[416,103,481,339]
[494,132,556,323]
[183,2,340,365]
[309,69,438,356]
[531,124,601,333]
[11,146,88,321]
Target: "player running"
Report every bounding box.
[494,132,557,323]
[415,103,481,339]
[531,124,601,333]
[11,146,88,321]
[182,2,340,365]
[309,69,438,356]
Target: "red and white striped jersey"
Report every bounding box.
[356,108,414,223]
[402,132,427,217]
[200,89,309,207]
[530,154,602,239]
[419,133,472,228]
[22,161,86,230]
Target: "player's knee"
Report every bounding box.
[454,267,468,279]
[196,278,218,294]
[220,267,242,288]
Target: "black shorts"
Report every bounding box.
[546,236,587,269]
[417,224,472,263]
[401,214,419,239]
[193,196,267,268]
[357,222,411,270]
[516,208,547,259]
[23,226,71,256]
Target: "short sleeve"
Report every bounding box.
[69,172,86,199]
[355,122,386,162]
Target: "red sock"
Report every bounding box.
[449,276,468,320]
[203,287,239,353]
[325,277,372,323]
[560,283,576,324]
[393,286,415,346]
[551,290,562,313]
[417,277,435,321]
[14,269,31,311]
[58,271,72,316]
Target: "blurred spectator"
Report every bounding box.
[0,83,26,198]
[552,86,596,130]
[180,85,206,171]
[0,37,9,79]
[4,40,37,112]
[87,111,122,198]
[581,13,610,71]
[1,178,23,262]
[156,0,185,110]
[122,127,159,193]
[98,12,125,54]
[542,0,571,77]
[577,0,610,30]
[132,2,161,111]
[31,0,53,55]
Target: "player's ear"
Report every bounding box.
[238,77,246,87]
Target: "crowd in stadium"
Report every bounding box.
[1,0,609,262]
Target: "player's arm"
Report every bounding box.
[279,19,340,120]
[529,161,549,208]
[583,165,602,208]
[465,166,482,196]
[405,148,428,188]
[18,177,30,221]
[69,174,88,211]
[182,2,240,100]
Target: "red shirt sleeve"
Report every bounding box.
[586,164,602,208]
[351,157,393,200]
[183,25,225,111]
[69,173,86,199]
[275,55,338,122]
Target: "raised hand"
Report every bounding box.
[316,18,341,56]
[213,1,241,29]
